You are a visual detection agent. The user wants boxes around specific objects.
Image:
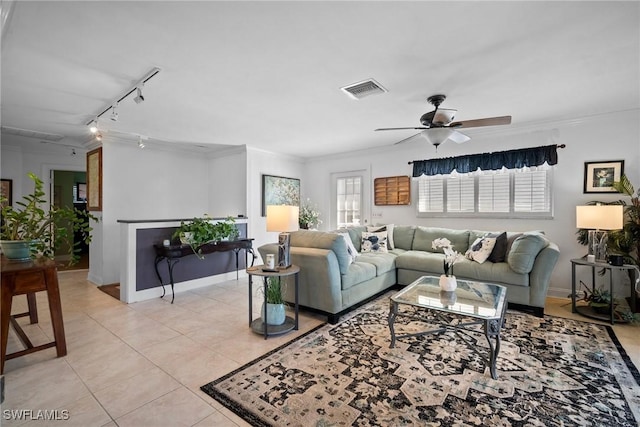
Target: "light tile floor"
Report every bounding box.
[1,271,638,426]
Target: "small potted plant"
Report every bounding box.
[299,198,322,230]
[0,172,97,265]
[261,276,286,325]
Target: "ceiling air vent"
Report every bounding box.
[340,79,387,100]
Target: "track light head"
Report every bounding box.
[134,84,145,104]
[71,148,77,156]
[110,103,119,121]
[96,133,103,141]
[138,136,145,149]
[89,119,98,134]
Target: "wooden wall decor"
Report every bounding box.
[374,175,410,206]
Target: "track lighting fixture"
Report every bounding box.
[134,83,144,104]
[95,133,103,141]
[71,148,77,156]
[84,67,160,131]
[110,103,119,121]
[138,137,145,149]
[89,119,98,134]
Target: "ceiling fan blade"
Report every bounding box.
[375,127,428,131]
[393,132,421,145]
[450,115,512,129]
[449,130,471,144]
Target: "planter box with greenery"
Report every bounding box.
[172,215,240,258]
[0,172,97,265]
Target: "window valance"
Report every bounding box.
[411,144,561,177]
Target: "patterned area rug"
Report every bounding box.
[201,295,640,426]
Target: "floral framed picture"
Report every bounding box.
[583,160,624,193]
[262,174,300,216]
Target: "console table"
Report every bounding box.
[154,239,255,303]
[1,257,67,373]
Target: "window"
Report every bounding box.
[417,165,553,218]
[336,176,362,228]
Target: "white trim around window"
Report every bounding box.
[416,165,554,219]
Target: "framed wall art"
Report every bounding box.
[262,174,300,216]
[583,160,624,193]
[1,178,12,208]
[87,147,102,211]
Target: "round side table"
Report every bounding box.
[246,264,300,339]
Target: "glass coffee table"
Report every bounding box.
[388,275,507,379]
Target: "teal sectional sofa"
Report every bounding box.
[258,225,559,323]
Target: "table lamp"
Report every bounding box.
[576,204,623,261]
[266,205,299,269]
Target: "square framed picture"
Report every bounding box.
[262,174,300,216]
[583,160,624,193]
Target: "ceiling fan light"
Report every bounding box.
[432,108,456,126]
[421,128,453,146]
[448,130,471,144]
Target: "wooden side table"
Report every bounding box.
[246,265,299,339]
[571,257,639,324]
[1,257,67,373]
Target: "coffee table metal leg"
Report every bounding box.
[388,300,398,348]
[484,318,502,380]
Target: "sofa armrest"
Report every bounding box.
[257,244,344,314]
[528,242,560,307]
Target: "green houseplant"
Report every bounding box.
[0,172,97,265]
[298,198,322,229]
[172,215,239,258]
[261,276,286,325]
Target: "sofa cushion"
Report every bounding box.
[345,226,368,252]
[355,252,396,275]
[507,232,549,274]
[393,226,416,250]
[395,250,448,275]
[451,258,529,287]
[361,231,388,253]
[290,230,352,275]
[342,261,377,290]
[413,227,470,254]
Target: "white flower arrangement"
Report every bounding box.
[299,198,322,229]
[431,238,461,277]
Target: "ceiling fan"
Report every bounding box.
[375,94,511,148]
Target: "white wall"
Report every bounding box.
[96,140,211,285]
[245,147,305,263]
[208,147,247,218]
[302,110,640,298]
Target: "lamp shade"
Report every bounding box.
[576,205,623,230]
[266,205,299,232]
[420,128,453,146]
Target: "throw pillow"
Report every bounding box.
[367,224,395,249]
[335,231,359,262]
[487,231,508,263]
[361,231,388,253]
[465,235,497,263]
[507,233,549,274]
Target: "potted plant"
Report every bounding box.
[0,172,97,265]
[172,215,239,258]
[261,276,286,325]
[299,198,322,230]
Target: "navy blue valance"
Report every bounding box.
[411,144,560,177]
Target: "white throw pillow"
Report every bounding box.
[361,231,388,253]
[465,236,497,263]
[367,224,394,249]
[335,232,359,263]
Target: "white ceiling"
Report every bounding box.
[1,1,638,158]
